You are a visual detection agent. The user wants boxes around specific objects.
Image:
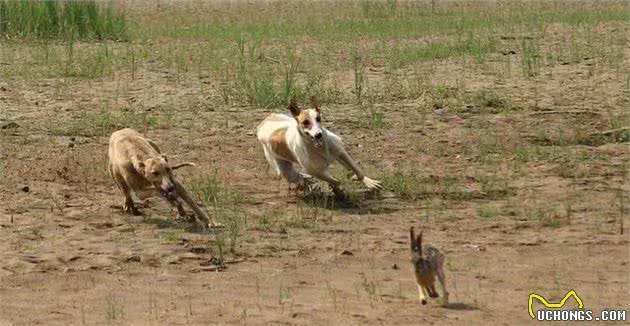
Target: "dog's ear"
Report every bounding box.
[288,100,300,118]
[171,162,196,170]
[132,157,146,175]
[310,95,320,113]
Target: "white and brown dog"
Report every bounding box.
[256,98,382,196]
[108,128,215,227]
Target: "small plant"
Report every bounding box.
[477,206,499,219]
[521,39,541,77]
[351,49,367,104]
[190,174,244,208]
[430,85,457,110]
[359,0,398,19]
[282,49,301,105]
[278,285,293,314]
[223,209,247,254]
[214,232,226,266]
[105,292,125,321]
[368,107,385,129]
[190,174,247,254]
[477,174,511,199]
[471,89,514,112]
[381,170,467,200]
[326,282,339,312]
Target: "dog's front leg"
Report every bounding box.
[110,168,141,215]
[173,179,214,227]
[167,196,189,220]
[335,148,382,191]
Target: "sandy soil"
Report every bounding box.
[0,6,629,326]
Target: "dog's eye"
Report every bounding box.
[316,117,321,122]
[152,172,159,176]
[302,121,310,127]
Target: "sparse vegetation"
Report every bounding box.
[46,106,173,137]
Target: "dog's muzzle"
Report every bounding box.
[161,185,177,200]
[312,132,324,148]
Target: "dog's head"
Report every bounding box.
[134,155,195,199]
[288,96,325,148]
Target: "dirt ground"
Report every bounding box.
[1,2,629,326]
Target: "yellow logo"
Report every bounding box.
[528,290,584,319]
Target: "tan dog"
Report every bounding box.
[107,128,214,227]
[256,97,382,197]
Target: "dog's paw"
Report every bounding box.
[362,177,383,191]
[209,221,224,228]
[123,203,141,216]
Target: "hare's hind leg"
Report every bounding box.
[428,283,439,298]
[436,258,449,305]
[417,284,428,305]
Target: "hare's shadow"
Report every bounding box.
[443,302,478,310]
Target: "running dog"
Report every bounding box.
[108,128,215,227]
[256,98,382,196]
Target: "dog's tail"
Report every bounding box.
[260,143,281,175]
[257,119,283,176]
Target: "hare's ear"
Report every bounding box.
[416,231,423,255]
[410,227,418,252]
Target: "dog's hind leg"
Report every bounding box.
[435,257,449,305]
[310,170,344,197]
[276,159,302,184]
[276,160,319,193]
[261,144,281,175]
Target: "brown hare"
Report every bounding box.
[410,226,448,306]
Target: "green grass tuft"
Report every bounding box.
[0,0,127,40]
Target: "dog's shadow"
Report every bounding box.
[116,209,209,234]
[301,191,399,215]
[112,202,213,234]
[142,216,208,233]
[302,192,358,209]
